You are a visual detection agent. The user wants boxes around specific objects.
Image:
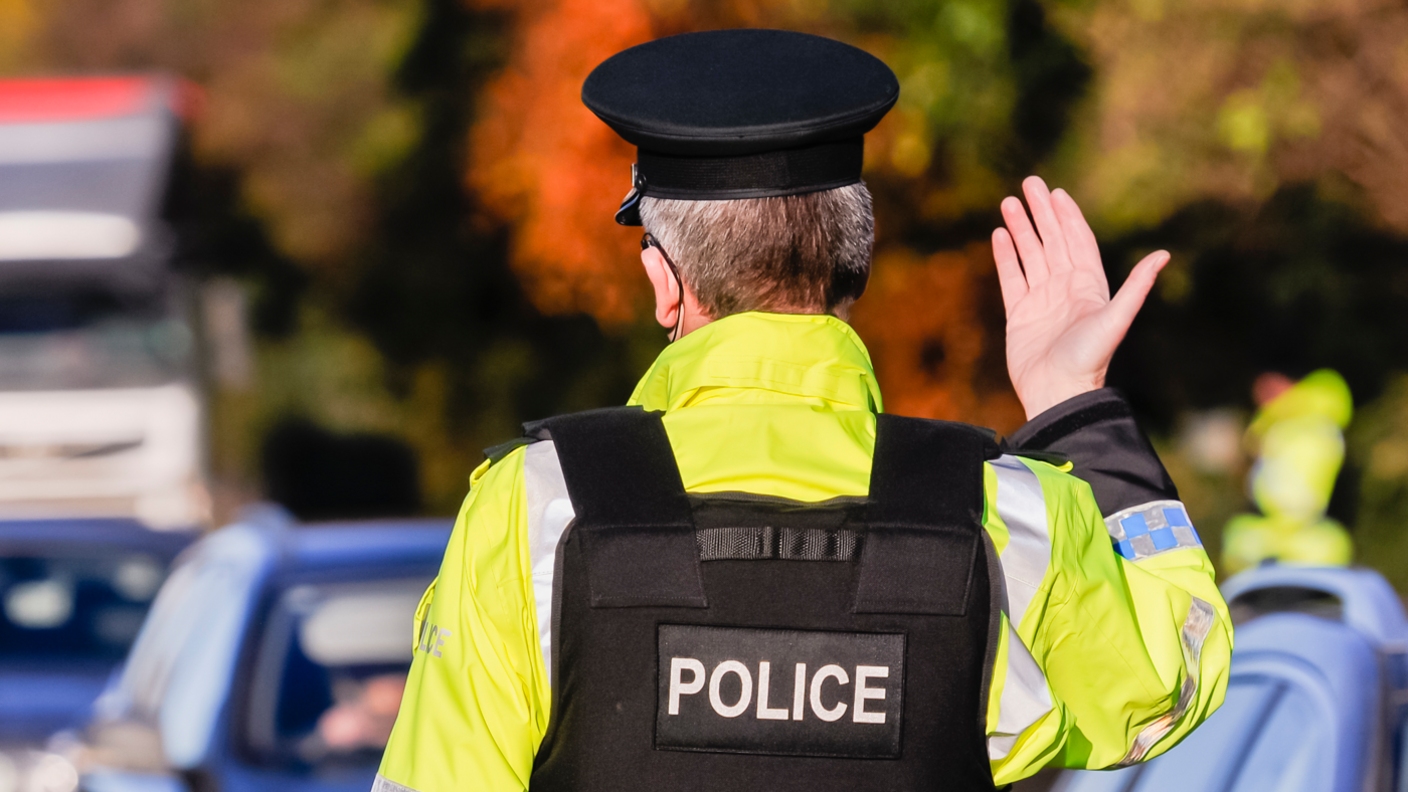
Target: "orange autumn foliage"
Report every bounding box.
[851,243,1024,432]
[466,0,651,323]
[466,1,1021,429]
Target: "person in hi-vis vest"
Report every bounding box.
[375,30,1231,792]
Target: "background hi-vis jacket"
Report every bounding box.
[376,312,1232,791]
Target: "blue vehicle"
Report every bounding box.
[1055,565,1408,792]
[73,507,450,792]
[0,518,191,791]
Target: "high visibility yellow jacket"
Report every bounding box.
[375,312,1232,791]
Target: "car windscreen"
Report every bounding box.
[242,577,427,769]
[0,550,168,663]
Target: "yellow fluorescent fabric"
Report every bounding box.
[378,312,1231,791]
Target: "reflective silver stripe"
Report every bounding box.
[986,457,1057,761]
[988,621,1055,760]
[1105,500,1201,562]
[1118,596,1217,765]
[372,774,424,792]
[523,441,574,685]
[991,456,1051,630]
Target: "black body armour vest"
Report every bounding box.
[528,407,1002,792]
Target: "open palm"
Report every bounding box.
[993,177,1169,420]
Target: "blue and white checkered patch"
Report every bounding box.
[1105,500,1201,561]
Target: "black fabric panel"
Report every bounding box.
[867,414,994,526]
[583,527,709,608]
[855,415,994,615]
[545,407,706,608]
[530,408,997,792]
[542,407,693,527]
[689,492,867,527]
[531,542,996,792]
[1005,388,1179,515]
[636,139,862,200]
[854,528,977,615]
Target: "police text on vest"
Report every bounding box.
[655,624,905,758]
[667,657,890,723]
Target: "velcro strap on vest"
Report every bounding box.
[696,525,862,561]
[853,414,997,615]
[542,407,708,608]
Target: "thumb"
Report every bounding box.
[1105,250,1169,335]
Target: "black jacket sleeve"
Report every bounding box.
[1004,388,1178,517]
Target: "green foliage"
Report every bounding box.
[1349,375,1408,590]
[840,0,1090,220]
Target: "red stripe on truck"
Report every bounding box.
[0,77,151,123]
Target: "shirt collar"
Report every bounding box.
[627,312,883,414]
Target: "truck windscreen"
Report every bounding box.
[0,293,191,391]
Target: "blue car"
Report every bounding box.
[1055,565,1408,792]
[0,519,192,788]
[74,507,450,792]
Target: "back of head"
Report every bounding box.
[582,30,896,319]
[638,184,874,318]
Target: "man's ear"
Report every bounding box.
[641,245,681,330]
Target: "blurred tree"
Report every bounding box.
[15,0,424,266]
[262,417,421,521]
[1350,374,1408,590]
[850,243,1022,430]
[1048,0,1408,235]
[343,0,658,507]
[1104,182,1408,428]
[456,0,1095,435]
[8,0,1408,556]
[464,0,652,323]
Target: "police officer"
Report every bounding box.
[375,30,1230,791]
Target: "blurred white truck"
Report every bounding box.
[0,77,208,529]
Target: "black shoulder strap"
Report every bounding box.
[541,406,706,608]
[854,414,998,615]
[541,406,692,527]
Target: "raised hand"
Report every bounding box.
[992,176,1169,421]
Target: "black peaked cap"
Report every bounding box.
[582,29,899,225]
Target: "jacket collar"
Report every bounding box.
[627,312,883,414]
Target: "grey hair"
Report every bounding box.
[638,183,874,318]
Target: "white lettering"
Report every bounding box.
[809,664,849,722]
[755,662,789,720]
[432,627,451,658]
[792,662,806,721]
[709,660,753,718]
[668,658,705,715]
[852,665,888,723]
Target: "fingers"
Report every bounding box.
[1105,250,1170,337]
[1051,188,1109,294]
[1000,196,1050,285]
[1022,176,1073,273]
[991,227,1028,316]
